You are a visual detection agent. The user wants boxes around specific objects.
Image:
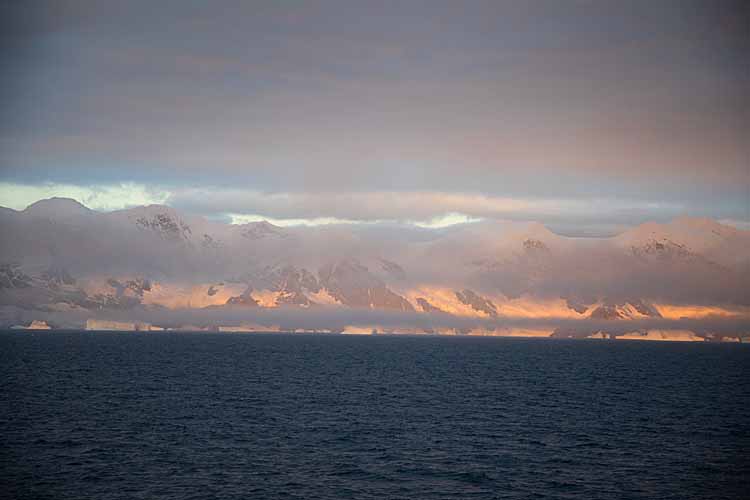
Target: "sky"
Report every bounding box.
[1,0,748,236]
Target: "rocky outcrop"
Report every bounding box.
[225,287,259,306]
[272,266,320,306]
[319,259,414,311]
[523,238,549,254]
[564,297,592,314]
[379,259,406,280]
[589,300,662,320]
[589,304,624,320]
[631,239,693,261]
[239,221,285,240]
[0,264,32,289]
[135,212,192,241]
[104,277,151,301]
[626,298,662,317]
[455,289,497,317]
[416,297,445,313]
[248,265,321,307]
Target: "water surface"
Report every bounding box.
[1,331,748,499]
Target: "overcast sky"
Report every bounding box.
[1,0,748,235]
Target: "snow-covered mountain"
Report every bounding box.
[1,198,748,338]
[23,197,95,219]
[614,217,750,268]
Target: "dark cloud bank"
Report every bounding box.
[1,1,748,229]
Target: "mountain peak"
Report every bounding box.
[248,220,280,230]
[237,220,285,239]
[122,204,180,216]
[23,197,94,218]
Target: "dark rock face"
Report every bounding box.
[225,287,258,306]
[416,297,444,313]
[318,259,414,311]
[276,289,313,307]
[126,278,151,296]
[631,239,693,261]
[269,266,320,293]
[455,289,497,317]
[588,299,663,320]
[106,277,151,298]
[0,264,32,289]
[589,304,623,320]
[523,238,549,254]
[274,267,318,306]
[565,297,591,314]
[237,261,413,310]
[627,298,662,318]
[379,259,406,280]
[135,213,192,241]
[255,265,321,307]
[240,221,285,240]
[77,277,154,310]
[565,290,661,319]
[201,234,220,249]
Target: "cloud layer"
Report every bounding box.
[2,182,743,237]
[1,1,748,233]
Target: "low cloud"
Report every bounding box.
[0,182,169,211]
[3,184,746,237]
[2,199,748,310]
[169,188,691,236]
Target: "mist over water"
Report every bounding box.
[2,331,748,499]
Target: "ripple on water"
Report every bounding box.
[1,331,749,499]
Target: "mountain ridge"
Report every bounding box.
[1,198,748,338]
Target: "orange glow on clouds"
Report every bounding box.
[86,279,748,326]
[654,304,750,320]
[400,287,586,319]
[141,282,246,309]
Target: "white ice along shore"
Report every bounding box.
[85,319,162,331]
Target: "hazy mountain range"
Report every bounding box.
[1,198,748,340]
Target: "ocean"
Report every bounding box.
[1,331,748,499]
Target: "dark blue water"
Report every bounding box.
[1,332,748,499]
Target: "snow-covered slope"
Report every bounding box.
[22,197,95,219]
[0,198,748,337]
[615,217,750,268]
